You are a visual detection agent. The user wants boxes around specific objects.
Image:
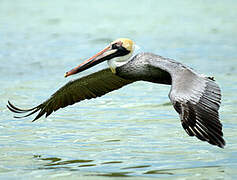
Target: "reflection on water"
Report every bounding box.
[101,161,123,164]
[90,172,132,177]
[44,159,94,166]
[144,166,223,175]
[122,165,151,169]
[34,155,225,178]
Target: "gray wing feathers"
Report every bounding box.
[7,68,134,121]
[171,70,225,148]
[148,54,225,148]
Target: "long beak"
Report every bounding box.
[64,46,117,78]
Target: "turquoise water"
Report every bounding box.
[1,0,237,179]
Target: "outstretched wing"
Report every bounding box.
[7,68,134,121]
[148,54,225,148]
[170,71,224,148]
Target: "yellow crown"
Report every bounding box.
[112,38,134,52]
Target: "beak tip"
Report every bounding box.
[64,72,68,78]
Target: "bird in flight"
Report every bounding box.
[7,38,225,148]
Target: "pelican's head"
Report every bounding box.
[65,38,135,77]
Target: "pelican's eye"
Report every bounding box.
[111,43,117,49]
[110,41,130,57]
[111,41,123,50]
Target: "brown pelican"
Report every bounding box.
[7,38,225,148]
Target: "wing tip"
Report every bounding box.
[7,100,42,121]
[210,138,225,149]
[218,143,225,149]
